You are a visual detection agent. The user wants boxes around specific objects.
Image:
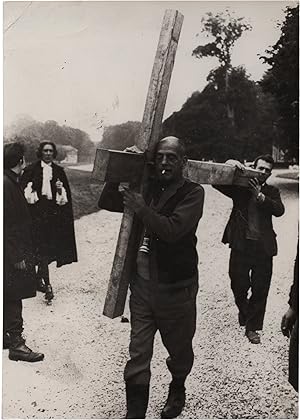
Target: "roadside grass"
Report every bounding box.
[65,168,104,220]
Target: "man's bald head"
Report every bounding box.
[154,136,187,185]
[156,136,186,158]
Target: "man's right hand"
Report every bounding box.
[124,145,143,154]
[225,159,245,171]
[14,260,26,270]
[281,307,297,337]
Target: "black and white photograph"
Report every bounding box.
[3,1,299,418]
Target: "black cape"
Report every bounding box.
[21,161,78,267]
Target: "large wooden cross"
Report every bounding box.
[92,10,264,319]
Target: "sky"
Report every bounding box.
[3,1,296,142]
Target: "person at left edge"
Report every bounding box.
[21,141,78,303]
[4,142,44,362]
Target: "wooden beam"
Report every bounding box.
[102,10,184,318]
[137,9,184,158]
[93,149,266,186]
[186,160,265,186]
[92,149,145,183]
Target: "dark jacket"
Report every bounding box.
[214,183,285,256]
[289,244,299,314]
[4,170,36,300]
[21,161,77,267]
[99,178,204,288]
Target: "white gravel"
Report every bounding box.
[2,172,298,419]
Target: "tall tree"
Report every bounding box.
[162,67,276,162]
[260,5,299,159]
[192,10,252,126]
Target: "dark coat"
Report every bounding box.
[21,161,77,267]
[4,170,36,300]
[214,183,285,256]
[99,178,204,289]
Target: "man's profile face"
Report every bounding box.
[154,138,187,184]
[254,159,273,184]
[41,144,55,164]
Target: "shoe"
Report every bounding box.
[161,382,186,419]
[45,285,54,301]
[9,343,44,362]
[238,312,246,327]
[36,276,47,293]
[245,330,261,344]
[3,333,11,350]
[125,383,149,419]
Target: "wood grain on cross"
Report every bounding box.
[92,9,264,319]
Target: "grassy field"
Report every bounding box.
[65,168,104,220]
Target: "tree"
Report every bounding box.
[162,67,277,162]
[192,10,252,126]
[100,121,142,150]
[5,117,96,163]
[260,5,299,159]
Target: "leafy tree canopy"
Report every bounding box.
[260,5,299,159]
[99,121,142,150]
[162,66,277,162]
[192,10,252,68]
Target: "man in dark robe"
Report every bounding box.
[21,141,77,303]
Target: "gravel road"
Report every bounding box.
[2,172,298,419]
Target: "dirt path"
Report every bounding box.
[2,174,298,419]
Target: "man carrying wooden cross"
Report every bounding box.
[214,155,285,344]
[99,136,204,419]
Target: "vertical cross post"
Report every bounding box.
[102,10,184,318]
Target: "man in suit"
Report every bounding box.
[99,137,204,419]
[4,142,44,362]
[214,155,284,344]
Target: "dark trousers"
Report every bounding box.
[3,299,23,336]
[124,275,198,385]
[289,318,299,392]
[229,242,273,331]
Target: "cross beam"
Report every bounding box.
[93,148,265,187]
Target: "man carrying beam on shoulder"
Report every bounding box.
[99,136,204,419]
[214,155,285,345]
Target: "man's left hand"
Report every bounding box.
[248,178,262,199]
[122,187,145,212]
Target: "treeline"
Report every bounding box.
[162,67,278,162]
[100,5,298,163]
[4,116,96,163]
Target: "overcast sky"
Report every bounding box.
[4,1,296,142]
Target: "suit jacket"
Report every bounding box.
[214,183,284,256]
[4,170,36,300]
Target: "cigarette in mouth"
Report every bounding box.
[162,170,166,175]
